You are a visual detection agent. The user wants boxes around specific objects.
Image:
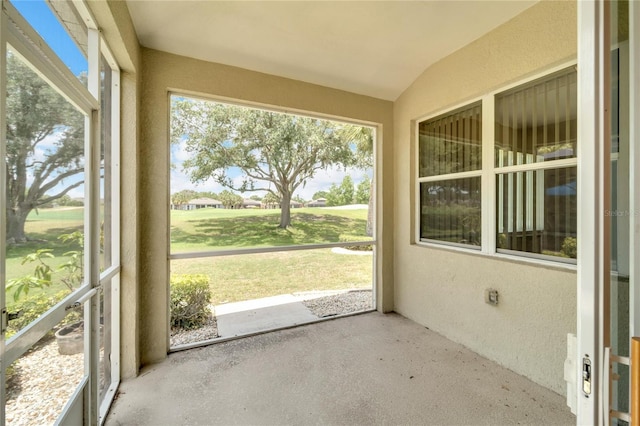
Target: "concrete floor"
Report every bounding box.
[106,312,575,426]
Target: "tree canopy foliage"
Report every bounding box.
[218,190,243,209]
[6,53,85,242]
[355,177,371,204]
[171,99,362,228]
[326,176,356,206]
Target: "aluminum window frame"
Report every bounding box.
[414,61,578,267]
[415,99,484,250]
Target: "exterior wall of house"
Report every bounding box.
[139,48,395,365]
[393,0,578,394]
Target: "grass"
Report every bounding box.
[6,205,374,311]
[170,206,374,303]
[171,248,372,304]
[170,207,371,252]
[6,207,84,309]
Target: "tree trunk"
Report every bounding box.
[366,178,374,237]
[7,206,29,243]
[279,191,292,228]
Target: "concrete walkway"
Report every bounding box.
[214,289,370,338]
[215,294,318,337]
[106,312,575,425]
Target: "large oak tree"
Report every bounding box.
[171,99,359,228]
[6,53,85,242]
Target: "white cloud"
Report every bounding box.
[170,141,191,164]
[170,168,227,194]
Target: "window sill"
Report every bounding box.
[415,240,577,273]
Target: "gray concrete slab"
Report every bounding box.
[215,295,318,337]
[106,312,575,426]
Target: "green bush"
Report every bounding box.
[338,234,373,251]
[170,274,212,330]
[561,237,577,259]
[6,290,80,339]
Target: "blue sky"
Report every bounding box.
[171,140,372,201]
[13,0,87,75]
[18,0,372,202]
[14,0,88,198]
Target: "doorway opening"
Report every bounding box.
[168,95,377,348]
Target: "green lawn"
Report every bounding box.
[170,207,371,252]
[6,207,84,309]
[6,206,374,310]
[171,248,372,304]
[170,206,374,303]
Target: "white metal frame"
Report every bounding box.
[0,10,6,425]
[576,0,610,423]
[630,0,640,351]
[0,1,121,424]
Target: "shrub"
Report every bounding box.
[338,234,373,251]
[561,237,577,259]
[170,274,212,330]
[6,290,82,339]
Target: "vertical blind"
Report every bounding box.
[495,67,577,258]
[418,101,482,177]
[418,102,482,247]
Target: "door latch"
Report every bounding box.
[582,356,592,396]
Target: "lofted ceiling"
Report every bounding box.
[127,1,537,101]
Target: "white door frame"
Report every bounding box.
[577,1,640,424]
[576,0,610,423]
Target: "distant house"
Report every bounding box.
[307,198,327,207]
[290,200,303,208]
[242,198,262,208]
[173,197,222,210]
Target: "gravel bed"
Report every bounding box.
[6,338,84,426]
[302,290,373,318]
[170,315,218,347]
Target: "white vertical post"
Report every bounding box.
[577,0,611,424]
[481,95,496,254]
[0,11,7,426]
[86,27,101,426]
[630,0,640,343]
[110,66,121,391]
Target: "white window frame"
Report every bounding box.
[415,98,483,250]
[415,61,578,268]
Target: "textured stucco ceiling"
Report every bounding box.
[127,1,537,101]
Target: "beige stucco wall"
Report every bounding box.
[393,0,578,394]
[139,49,394,365]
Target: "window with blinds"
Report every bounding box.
[495,66,577,261]
[418,102,482,247]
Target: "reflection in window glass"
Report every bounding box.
[10,0,88,81]
[420,177,481,246]
[497,167,577,259]
[170,97,374,253]
[5,49,86,332]
[418,102,482,178]
[495,67,577,166]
